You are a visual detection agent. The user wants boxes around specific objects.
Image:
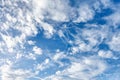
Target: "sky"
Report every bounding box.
[0,0,120,80]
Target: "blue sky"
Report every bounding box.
[0,0,120,80]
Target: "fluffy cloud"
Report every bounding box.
[104,11,120,27]
[39,21,55,38]
[98,50,114,58]
[46,56,107,80]
[107,32,120,51]
[36,58,50,71]
[0,64,34,80]
[32,0,70,21]
[33,46,43,55]
[74,4,94,22]
[70,27,107,54]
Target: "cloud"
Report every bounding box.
[100,0,112,8]
[46,56,107,80]
[28,40,35,45]
[33,46,43,55]
[0,0,120,80]
[0,63,35,80]
[98,50,114,58]
[39,21,55,38]
[32,0,102,23]
[69,27,107,54]
[63,57,107,80]
[107,32,120,51]
[74,4,94,22]
[1,34,16,53]
[104,11,120,27]
[53,51,65,61]
[0,0,38,54]
[36,58,51,72]
[32,0,70,22]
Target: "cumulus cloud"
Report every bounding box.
[98,50,114,58]
[0,64,35,80]
[107,32,120,51]
[33,46,43,55]
[39,21,55,38]
[46,56,107,80]
[70,27,107,54]
[74,4,94,22]
[105,11,120,27]
[32,0,70,21]
[28,40,35,45]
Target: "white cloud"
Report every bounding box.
[25,53,36,60]
[28,40,35,45]
[0,64,34,80]
[98,50,114,58]
[71,46,80,54]
[70,28,107,53]
[33,46,43,55]
[64,57,106,79]
[16,53,23,59]
[104,11,120,27]
[36,58,50,71]
[50,51,67,67]
[74,4,94,22]
[53,52,65,61]
[70,41,91,54]
[32,0,112,24]
[107,33,120,51]
[57,30,65,38]
[0,0,38,54]
[45,58,50,64]
[0,34,17,53]
[1,34,16,49]
[100,0,112,8]
[32,0,70,22]
[46,56,107,80]
[39,21,55,38]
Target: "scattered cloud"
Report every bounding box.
[98,50,114,58]
[0,0,120,80]
[33,46,43,55]
[46,56,107,80]
[74,4,94,22]
[107,32,120,51]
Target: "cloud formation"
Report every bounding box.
[0,0,120,80]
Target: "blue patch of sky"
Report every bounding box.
[60,58,71,65]
[12,57,36,70]
[112,0,120,3]
[106,58,120,65]
[35,54,49,63]
[98,43,110,50]
[72,51,97,58]
[88,8,114,25]
[38,63,60,78]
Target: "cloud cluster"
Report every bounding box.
[46,56,107,80]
